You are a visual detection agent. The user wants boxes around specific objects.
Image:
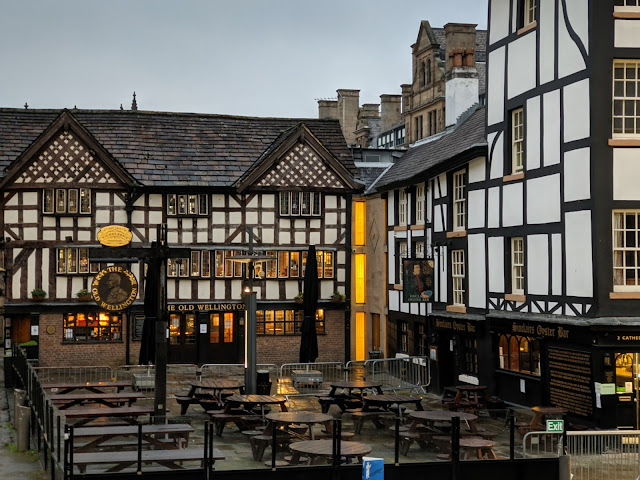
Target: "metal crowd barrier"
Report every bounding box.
[33,365,115,384]
[358,355,430,393]
[116,364,198,395]
[277,362,345,395]
[565,430,640,480]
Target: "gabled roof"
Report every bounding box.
[374,106,487,191]
[0,109,356,188]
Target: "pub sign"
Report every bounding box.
[402,258,434,303]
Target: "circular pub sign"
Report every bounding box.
[91,266,138,311]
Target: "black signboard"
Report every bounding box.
[402,258,434,303]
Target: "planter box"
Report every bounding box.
[132,374,155,391]
[292,369,323,388]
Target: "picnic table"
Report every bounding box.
[265,411,333,440]
[319,381,384,413]
[447,385,490,411]
[408,409,479,433]
[42,380,131,394]
[530,406,567,429]
[71,447,224,473]
[71,423,194,452]
[288,439,371,465]
[459,437,498,460]
[362,394,424,420]
[50,392,145,410]
[223,394,288,416]
[62,405,154,427]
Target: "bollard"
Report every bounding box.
[559,454,571,480]
[13,389,26,426]
[16,405,31,451]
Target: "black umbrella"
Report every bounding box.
[299,245,319,363]
[139,258,159,365]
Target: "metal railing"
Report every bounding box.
[116,364,198,395]
[34,365,116,384]
[522,431,563,457]
[565,430,640,480]
[349,355,430,393]
[277,362,345,395]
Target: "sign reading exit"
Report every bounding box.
[546,419,564,433]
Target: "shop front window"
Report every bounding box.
[63,312,121,342]
[498,334,540,376]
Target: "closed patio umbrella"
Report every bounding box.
[299,245,319,363]
[138,258,159,365]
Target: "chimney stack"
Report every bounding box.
[380,94,402,132]
[318,99,338,120]
[336,89,360,145]
[444,23,479,127]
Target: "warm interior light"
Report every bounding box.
[243,285,251,293]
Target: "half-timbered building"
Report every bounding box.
[0,107,361,368]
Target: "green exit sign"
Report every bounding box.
[546,419,564,433]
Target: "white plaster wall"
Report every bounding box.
[526,96,541,170]
[527,175,560,224]
[565,0,589,53]
[468,156,486,183]
[502,183,523,227]
[488,132,504,180]
[468,190,485,230]
[434,205,445,233]
[12,248,21,299]
[489,0,510,45]
[198,281,210,300]
[446,76,479,127]
[325,195,337,209]
[4,210,17,224]
[437,174,447,198]
[507,33,537,99]
[387,194,395,225]
[563,79,590,143]
[615,20,640,48]
[565,211,593,297]
[543,90,561,166]
[564,148,591,202]
[468,234,486,309]
[488,236,504,293]
[388,232,396,284]
[527,234,549,295]
[540,0,556,85]
[265,281,278,299]
[215,280,226,300]
[389,290,400,312]
[614,148,640,200]
[439,246,448,302]
[558,1,587,78]
[488,187,501,228]
[488,47,506,126]
[552,233,563,296]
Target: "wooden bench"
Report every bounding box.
[249,434,291,461]
[350,411,393,434]
[71,447,224,473]
[208,413,262,436]
[175,396,201,415]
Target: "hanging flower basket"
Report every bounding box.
[31,289,46,301]
[76,289,92,302]
[294,293,304,304]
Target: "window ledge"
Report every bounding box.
[517,21,537,36]
[610,292,640,299]
[394,225,409,232]
[393,284,403,290]
[410,224,425,230]
[609,138,640,147]
[614,12,640,19]
[504,294,526,302]
[446,305,467,314]
[446,230,467,238]
[503,172,525,183]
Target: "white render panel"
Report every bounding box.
[468,156,486,183]
[229,197,241,209]
[488,187,501,228]
[11,248,21,298]
[558,2,587,78]
[502,183,523,227]
[56,276,66,299]
[489,0,510,45]
[178,281,191,300]
[197,281,210,300]
[197,231,208,243]
[263,212,275,224]
[564,148,591,202]
[337,268,345,282]
[540,0,556,85]
[434,205,445,233]
[5,194,19,206]
[565,211,593,297]
[387,194,395,225]
[229,212,242,225]
[468,234,486,309]
[60,217,73,228]
[488,132,504,180]
[149,211,162,224]
[507,33,537,99]
[388,232,396,284]
[389,290,400,312]
[401,297,410,313]
[614,148,640,200]
[131,211,145,224]
[95,210,110,224]
[279,232,289,244]
[4,211,17,224]
[543,90,561,166]
[95,192,110,205]
[527,175,561,224]
[23,192,37,205]
[168,230,178,244]
[552,233,563,296]
[247,196,258,208]
[488,236,504,293]
[212,228,225,243]
[149,194,162,207]
[77,230,91,242]
[527,234,549,295]
[286,281,299,300]
[23,228,37,240]
[113,210,127,224]
[615,20,640,48]
[182,232,193,244]
[295,231,306,244]
[28,252,36,295]
[565,0,589,54]
[231,280,242,300]
[324,227,338,244]
[23,209,38,224]
[310,219,321,229]
[563,79,590,143]
[262,228,274,244]
[262,194,275,209]
[215,280,226,300]
[325,195,337,209]
[526,96,541,170]
[325,212,337,224]
[320,280,333,299]
[488,47,506,126]
[265,281,279,298]
[43,230,56,241]
[246,211,258,224]
[310,231,320,244]
[438,246,447,302]
[437,173,447,198]
[468,190,485,230]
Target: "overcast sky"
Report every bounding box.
[1,0,488,118]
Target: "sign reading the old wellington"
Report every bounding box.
[97,225,133,247]
[91,266,138,311]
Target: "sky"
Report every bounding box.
[0,0,488,119]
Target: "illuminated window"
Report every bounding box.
[63,312,121,342]
[356,312,365,361]
[44,188,91,214]
[354,201,366,246]
[498,334,540,375]
[223,313,233,342]
[166,194,208,216]
[210,314,220,343]
[256,309,325,335]
[56,248,98,274]
[355,254,366,304]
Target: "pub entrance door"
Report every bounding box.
[614,352,640,429]
[205,312,240,364]
[168,313,197,364]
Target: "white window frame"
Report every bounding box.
[511,237,525,294]
[279,192,321,217]
[451,249,465,306]
[415,242,424,259]
[524,0,537,26]
[398,189,407,226]
[613,210,640,291]
[452,170,466,231]
[167,193,207,216]
[416,183,425,225]
[398,241,408,285]
[512,108,524,173]
[613,60,640,138]
[44,188,91,215]
[614,1,639,12]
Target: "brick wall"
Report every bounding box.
[257,309,345,365]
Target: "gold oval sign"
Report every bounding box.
[91,266,138,311]
[97,225,133,247]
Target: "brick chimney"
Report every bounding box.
[336,89,360,145]
[380,94,402,131]
[444,23,479,127]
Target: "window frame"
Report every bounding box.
[452,170,466,231]
[612,210,640,291]
[56,247,98,274]
[416,184,425,225]
[63,312,122,343]
[613,60,640,138]
[398,189,407,226]
[451,249,466,306]
[498,334,541,376]
[511,237,525,294]
[279,191,322,217]
[511,108,525,174]
[256,308,325,335]
[44,188,91,215]
[166,193,208,216]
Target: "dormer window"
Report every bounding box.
[43,188,91,214]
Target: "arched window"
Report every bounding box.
[427,59,432,84]
[421,62,426,87]
[498,334,541,376]
[509,336,520,372]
